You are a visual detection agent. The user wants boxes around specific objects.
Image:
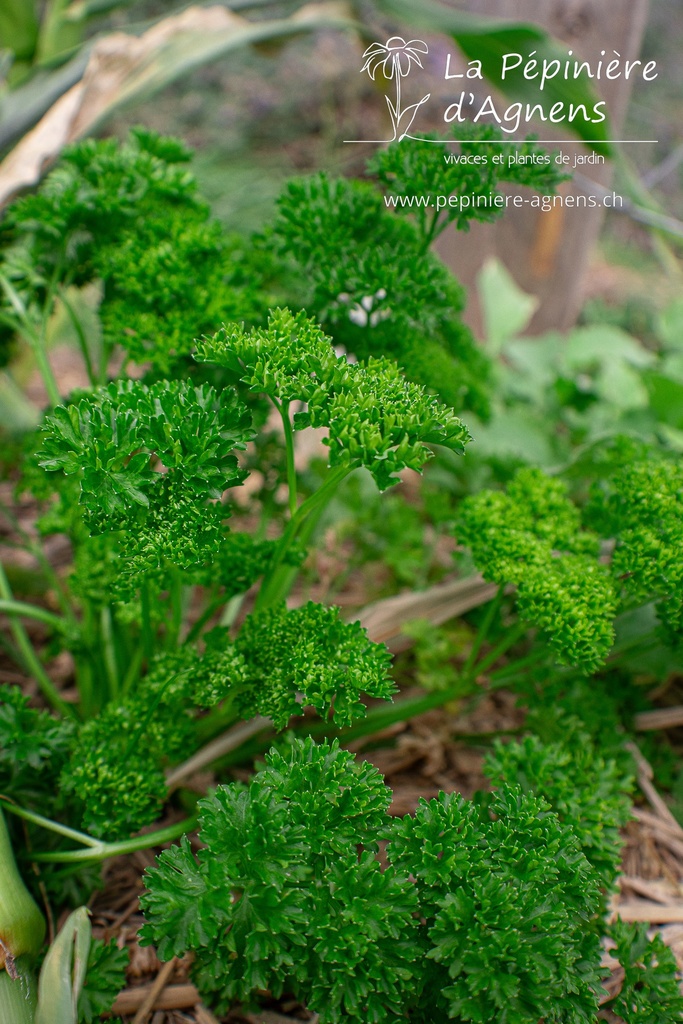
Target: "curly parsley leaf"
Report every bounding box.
[198,308,471,489]
[141,738,419,1020]
[485,732,632,891]
[586,458,683,644]
[66,604,394,836]
[78,937,129,1024]
[142,739,605,1023]
[456,467,617,671]
[608,920,683,1024]
[38,378,250,536]
[268,173,491,415]
[388,785,603,1024]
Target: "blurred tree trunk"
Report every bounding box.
[435,0,650,334]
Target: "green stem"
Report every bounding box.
[0,801,100,849]
[185,588,225,644]
[0,509,78,625]
[0,600,65,631]
[31,816,198,864]
[76,600,96,718]
[486,646,550,685]
[168,575,184,649]
[139,583,153,664]
[120,643,145,698]
[26,343,61,409]
[0,797,197,865]
[216,687,470,769]
[75,660,94,720]
[256,465,350,611]
[219,593,245,629]
[473,621,528,678]
[0,272,61,408]
[259,493,331,613]
[194,697,239,744]
[329,688,464,743]
[0,809,46,965]
[421,208,444,251]
[58,287,95,386]
[99,606,119,702]
[461,585,504,682]
[0,564,74,719]
[0,966,37,1024]
[12,546,75,625]
[278,400,298,518]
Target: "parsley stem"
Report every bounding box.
[77,603,96,718]
[0,966,37,1024]
[185,588,226,644]
[29,817,198,865]
[473,621,528,678]
[487,646,549,684]
[0,507,78,625]
[32,346,61,408]
[0,800,100,849]
[422,208,444,251]
[120,642,145,698]
[279,400,298,518]
[0,273,61,408]
[168,573,184,649]
[0,600,65,631]
[0,564,75,719]
[329,688,465,742]
[166,717,271,790]
[100,605,120,702]
[140,582,154,664]
[460,584,504,681]
[58,288,96,387]
[256,465,350,610]
[1,797,198,865]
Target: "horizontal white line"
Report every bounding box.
[344,139,658,144]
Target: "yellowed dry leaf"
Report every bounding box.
[0,3,355,209]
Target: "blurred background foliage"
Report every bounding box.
[1,1,682,511]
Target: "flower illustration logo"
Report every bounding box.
[361,37,430,141]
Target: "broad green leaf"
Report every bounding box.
[656,297,683,352]
[595,361,648,410]
[560,326,653,411]
[562,325,655,371]
[645,371,683,430]
[375,0,612,154]
[658,423,683,453]
[661,353,683,381]
[0,1,39,62]
[35,907,91,1024]
[469,407,557,465]
[35,0,83,64]
[613,604,683,677]
[504,334,561,402]
[478,258,538,352]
